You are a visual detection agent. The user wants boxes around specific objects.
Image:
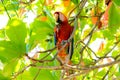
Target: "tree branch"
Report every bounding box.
[37,47,56,53]
[64,59,120,79]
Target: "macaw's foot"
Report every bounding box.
[61,40,68,46]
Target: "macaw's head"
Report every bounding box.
[54,12,68,24]
[105,0,111,5]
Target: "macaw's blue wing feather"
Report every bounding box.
[67,38,74,59]
[70,38,74,59]
[54,33,57,45]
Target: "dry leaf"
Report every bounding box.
[98,41,104,51]
[45,0,53,5]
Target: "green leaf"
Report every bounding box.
[43,6,55,27]
[0,72,11,80]
[17,68,58,80]
[0,40,25,61]
[16,70,33,80]
[113,0,120,6]
[1,0,18,11]
[83,58,93,66]
[102,29,114,40]
[0,5,4,14]
[6,19,27,44]
[3,59,18,77]
[92,31,103,41]
[115,72,120,77]
[112,50,119,58]
[0,29,5,39]
[31,19,53,39]
[71,0,79,4]
[4,19,27,57]
[0,56,7,63]
[30,69,56,80]
[96,69,106,79]
[109,3,120,33]
[29,19,53,50]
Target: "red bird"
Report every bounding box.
[54,12,74,64]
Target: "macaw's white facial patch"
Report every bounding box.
[54,13,59,21]
[59,12,66,22]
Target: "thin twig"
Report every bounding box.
[115,54,120,60]
[85,48,94,60]
[78,6,104,66]
[68,0,87,46]
[60,70,66,80]
[11,2,19,17]
[41,52,52,60]
[76,40,99,59]
[81,40,99,58]
[104,41,120,57]
[68,1,81,18]
[1,0,11,19]
[12,64,35,79]
[69,0,88,24]
[33,69,41,80]
[102,66,112,80]
[24,47,56,63]
[78,23,96,65]
[25,54,55,63]
[109,65,118,79]
[37,47,56,53]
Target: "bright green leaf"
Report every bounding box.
[0,29,5,39]
[3,59,18,77]
[29,19,53,50]
[30,19,53,39]
[32,69,56,80]
[112,50,119,58]
[0,56,7,63]
[16,70,33,80]
[17,68,58,80]
[6,19,27,44]
[4,19,26,56]
[109,3,120,33]
[0,41,25,61]
[113,0,120,6]
[96,69,106,79]
[83,58,93,66]
[115,72,120,77]
[0,72,11,80]
[102,29,114,40]
[71,0,79,4]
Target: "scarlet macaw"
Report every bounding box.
[54,12,74,64]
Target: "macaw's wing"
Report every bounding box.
[67,38,74,59]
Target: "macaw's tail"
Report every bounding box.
[57,44,73,65]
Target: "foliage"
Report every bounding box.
[0,0,120,80]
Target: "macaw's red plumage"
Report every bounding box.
[54,12,74,64]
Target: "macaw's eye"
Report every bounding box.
[54,13,62,24]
